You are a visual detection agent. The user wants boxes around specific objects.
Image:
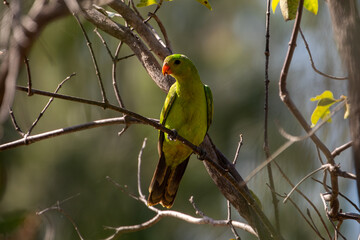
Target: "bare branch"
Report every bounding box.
[108,0,170,60]
[106,176,139,201]
[137,138,147,198]
[312,178,360,213]
[147,12,172,53]
[74,14,109,105]
[26,73,76,136]
[283,164,332,203]
[227,200,241,240]
[232,134,243,165]
[273,162,332,238]
[332,141,352,157]
[306,209,324,239]
[299,27,347,80]
[9,107,24,136]
[24,56,33,96]
[278,0,333,163]
[112,41,126,108]
[37,193,84,240]
[82,8,174,92]
[106,166,258,240]
[270,188,326,239]
[0,116,133,151]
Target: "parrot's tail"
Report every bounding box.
[148,154,189,208]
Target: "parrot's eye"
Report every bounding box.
[174,59,181,65]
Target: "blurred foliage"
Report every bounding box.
[0,0,357,239]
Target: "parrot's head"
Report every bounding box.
[162,54,197,79]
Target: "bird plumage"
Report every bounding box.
[148,54,213,208]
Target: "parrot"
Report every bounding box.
[148,54,213,208]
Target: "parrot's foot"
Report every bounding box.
[197,148,207,160]
[167,129,178,141]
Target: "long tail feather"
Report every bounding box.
[148,155,189,208]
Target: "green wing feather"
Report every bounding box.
[158,84,177,154]
[204,85,213,131]
[160,84,177,125]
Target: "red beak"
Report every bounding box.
[162,63,172,75]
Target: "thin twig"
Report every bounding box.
[233,134,243,164]
[316,146,325,165]
[227,200,241,240]
[0,116,139,151]
[189,196,206,218]
[105,165,257,240]
[106,175,139,201]
[116,53,136,61]
[270,188,326,239]
[273,161,332,238]
[143,0,163,23]
[283,164,332,203]
[148,12,172,53]
[112,41,126,108]
[319,194,347,240]
[9,107,24,136]
[94,29,127,133]
[24,56,33,96]
[312,178,360,212]
[299,28,347,80]
[137,138,147,198]
[332,141,352,157]
[94,28,114,59]
[264,0,280,232]
[26,73,76,136]
[37,193,84,240]
[306,209,324,238]
[74,14,109,105]
[246,100,346,184]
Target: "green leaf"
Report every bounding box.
[310,90,337,127]
[196,0,212,10]
[272,0,280,13]
[280,0,299,21]
[304,0,318,15]
[137,0,158,7]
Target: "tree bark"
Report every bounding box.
[327,0,360,203]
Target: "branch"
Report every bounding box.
[0,0,112,121]
[299,28,347,80]
[108,0,171,60]
[263,0,280,232]
[104,145,258,240]
[37,193,84,240]
[74,14,109,105]
[278,0,333,162]
[0,116,132,151]
[283,164,332,203]
[278,0,342,221]
[82,7,174,92]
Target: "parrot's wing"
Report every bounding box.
[160,84,177,125]
[204,85,213,131]
[158,84,177,154]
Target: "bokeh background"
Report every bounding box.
[0,0,358,239]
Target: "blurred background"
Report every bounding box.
[0,0,358,239]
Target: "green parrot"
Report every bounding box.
[148,54,213,208]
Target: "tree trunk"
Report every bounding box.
[327,0,360,203]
